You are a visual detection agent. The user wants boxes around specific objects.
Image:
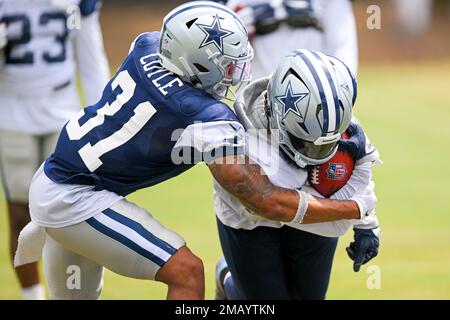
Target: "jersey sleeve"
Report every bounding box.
[330,161,379,229]
[73,3,110,105]
[173,120,245,164]
[172,97,246,163]
[330,161,373,200]
[359,131,382,165]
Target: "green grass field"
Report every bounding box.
[1,60,449,299]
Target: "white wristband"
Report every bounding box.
[290,190,309,225]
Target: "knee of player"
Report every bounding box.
[158,247,204,286]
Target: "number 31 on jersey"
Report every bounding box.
[66,70,157,172]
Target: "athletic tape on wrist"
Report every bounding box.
[291,190,309,224]
[351,198,365,219]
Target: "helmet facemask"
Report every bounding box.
[270,108,341,168]
[202,46,254,101]
[280,129,340,168]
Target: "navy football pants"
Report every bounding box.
[217,218,339,300]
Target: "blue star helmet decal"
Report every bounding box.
[275,82,309,119]
[196,14,234,53]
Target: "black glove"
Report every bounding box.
[338,122,367,161]
[346,227,380,272]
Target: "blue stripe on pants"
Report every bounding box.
[102,208,177,256]
[86,209,176,267]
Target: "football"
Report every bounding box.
[307,133,354,198]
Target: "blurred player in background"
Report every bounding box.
[214,0,358,76]
[214,51,380,300]
[393,0,433,35]
[0,0,109,299]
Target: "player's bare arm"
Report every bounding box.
[208,155,360,224]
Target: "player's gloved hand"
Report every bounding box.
[0,23,7,50]
[338,122,367,161]
[346,227,380,272]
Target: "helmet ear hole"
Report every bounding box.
[315,104,322,117]
[185,18,198,29]
[339,100,345,113]
[194,63,209,73]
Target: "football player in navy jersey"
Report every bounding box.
[0,0,109,299]
[16,2,369,300]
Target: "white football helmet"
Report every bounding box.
[158,1,254,100]
[267,49,357,167]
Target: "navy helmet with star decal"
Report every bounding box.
[267,49,357,167]
[158,1,254,101]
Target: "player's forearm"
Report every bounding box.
[209,156,361,223]
[246,187,299,222]
[301,194,360,224]
[259,189,360,223]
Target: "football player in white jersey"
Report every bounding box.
[0,0,109,299]
[393,0,433,35]
[215,0,358,76]
[214,50,381,299]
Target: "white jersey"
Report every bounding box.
[0,0,110,134]
[225,0,358,78]
[29,163,123,228]
[214,130,303,230]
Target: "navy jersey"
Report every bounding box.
[44,32,243,196]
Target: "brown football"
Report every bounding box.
[307,133,354,198]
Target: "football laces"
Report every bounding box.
[310,166,320,185]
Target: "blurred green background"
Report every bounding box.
[1,0,450,299]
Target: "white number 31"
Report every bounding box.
[66,70,156,172]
